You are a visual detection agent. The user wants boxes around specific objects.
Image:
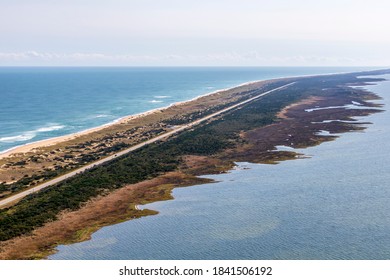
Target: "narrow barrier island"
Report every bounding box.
[0,69,388,259]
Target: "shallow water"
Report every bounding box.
[50,74,390,260]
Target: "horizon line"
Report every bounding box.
[0,65,388,68]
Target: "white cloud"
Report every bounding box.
[1,51,383,66]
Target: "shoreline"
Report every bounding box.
[0,68,380,160]
[0,79,265,159]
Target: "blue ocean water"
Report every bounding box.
[50,74,390,260]
[0,67,375,153]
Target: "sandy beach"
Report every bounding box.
[0,108,164,160]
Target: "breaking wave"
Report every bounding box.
[0,124,65,143]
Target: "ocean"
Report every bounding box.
[0,67,375,154]
[49,73,390,260]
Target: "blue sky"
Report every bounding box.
[1,0,389,66]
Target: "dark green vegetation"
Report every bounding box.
[0,71,387,242]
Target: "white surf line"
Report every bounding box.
[0,82,294,208]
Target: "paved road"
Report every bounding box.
[0,82,294,208]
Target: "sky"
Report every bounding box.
[0,0,389,66]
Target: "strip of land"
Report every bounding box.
[0,77,292,198]
[0,69,389,259]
